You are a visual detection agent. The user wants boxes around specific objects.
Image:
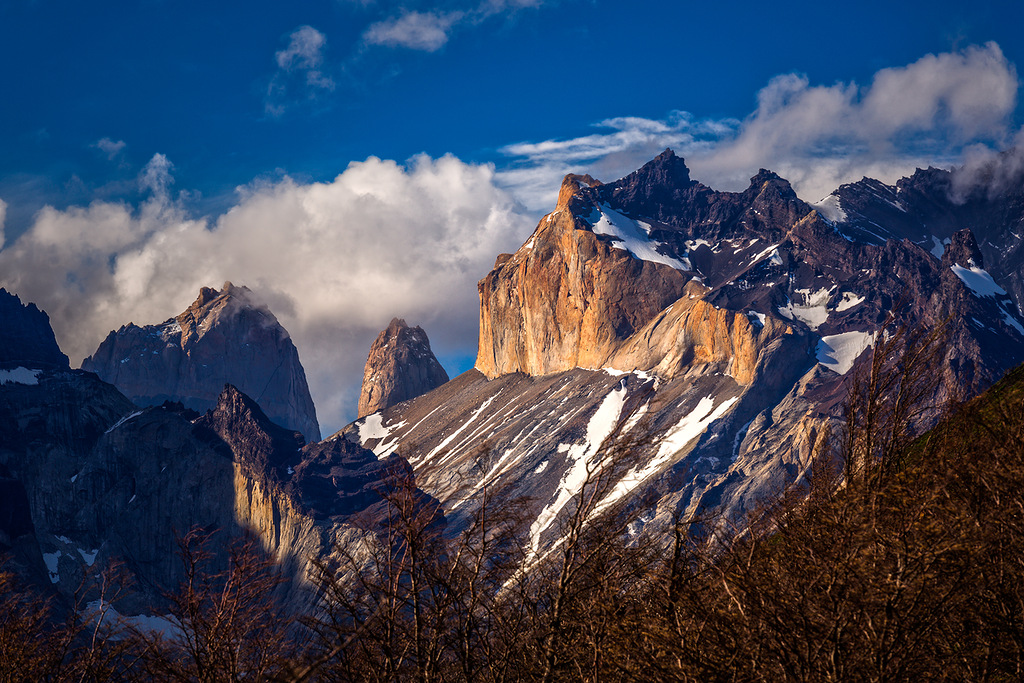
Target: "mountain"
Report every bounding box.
[82,282,321,443]
[348,149,1024,548]
[358,318,449,417]
[822,156,1024,314]
[0,288,69,370]
[0,293,434,614]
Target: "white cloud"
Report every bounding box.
[275,25,334,88]
[0,154,534,436]
[478,0,543,10]
[499,43,1020,206]
[951,128,1024,202]
[361,0,542,53]
[502,114,698,163]
[138,153,174,200]
[266,26,335,115]
[363,11,464,52]
[861,43,1017,142]
[497,112,734,209]
[0,199,6,251]
[93,138,127,161]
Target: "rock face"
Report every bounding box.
[349,149,1024,551]
[0,289,68,370]
[198,384,436,605]
[827,158,1024,316]
[2,291,434,613]
[476,151,812,379]
[358,318,449,417]
[1,370,431,613]
[82,282,321,443]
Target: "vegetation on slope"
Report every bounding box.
[2,360,1023,681]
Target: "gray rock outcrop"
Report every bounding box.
[358,318,449,417]
[82,282,321,443]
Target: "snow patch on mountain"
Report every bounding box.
[357,412,407,458]
[587,204,690,270]
[43,551,61,583]
[1002,309,1024,336]
[749,243,781,265]
[419,394,499,467]
[86,600,183,640]
[105,410,144,434]
[529,382,628,554]
[835,292,866,312]
[815,193,847,223]
[778,287,834,330]
[78,547,99,567]
[654,395,739,464]
[590,394,740,521]
[951,264,1007,298]
[816,331,874,375]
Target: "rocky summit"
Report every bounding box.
[358,318,449,418]
[350,149,1024,548]
[82,282,321,443]
[0,289,69,371]
[825,159,1024,314]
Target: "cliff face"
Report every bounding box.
[199,385,433,604]
[476,152,819,381]
[358,318,449,417]
[1,369,431,612]
[606,294,795,386]
[82,282,320,443]
[476,179,691,378]
[0,288,69,370]
[0,366,231,611]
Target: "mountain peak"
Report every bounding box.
[596,148,697,217]
[189,281,258,315]
[750,168,782,184]
[941,228,986,269]
[358,318,449,417]
[632,148,692,187]
[747,168,797,199]
[198,383,304,477]
[556,173,601,209]
[82,283,321,442]
[0,289,69,370]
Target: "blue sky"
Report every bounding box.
[3,0,1022,231]
[1,0,1022,433]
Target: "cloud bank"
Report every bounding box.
[499,42,1020,208]
[0,155,534,435]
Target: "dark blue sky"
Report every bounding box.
[3,0,1022,234]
